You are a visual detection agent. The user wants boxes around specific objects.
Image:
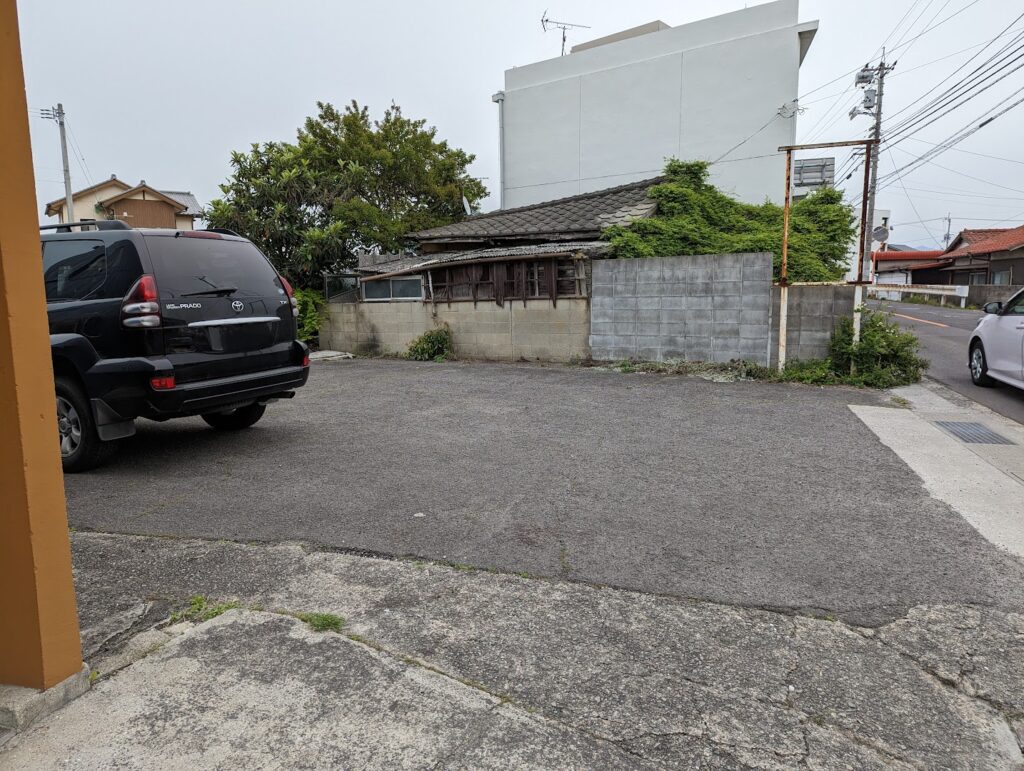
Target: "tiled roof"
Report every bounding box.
[363,241,610,281]
[945,224,1024,258]
[355,255,427,275]
[411,178,663,242]
[161,191,202,216]
[945,227,1014,257]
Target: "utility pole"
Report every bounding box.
[943,213,952,245]
[850,55,895,340]
[40,103,74,224]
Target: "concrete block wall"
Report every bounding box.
[590,253,773,364]
[769,284,855,365]
[966,284,1024,308]
[323,298,590,362]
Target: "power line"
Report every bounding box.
[888,146,940,246]
[902,135,1024,166]
[64,119,93,186]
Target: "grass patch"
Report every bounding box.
[295,612,345,633]
[170,595,240,623]
[890,395,911,409]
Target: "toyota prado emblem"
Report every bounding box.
[231,300,244,313]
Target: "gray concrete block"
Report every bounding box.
[635,282,662,297]
[606,346,638,360]
[609,310,637,323]
[636,323,662,336]
[740,309,769,326]
[590,321,615,336]
[683,295,713,310]
[684,338,712,360]
[660,296,685,310]
[714,266,743,283]
[712,294,742,311]
[655,335,686,349]
[740,324,767,340]
[636,310,661,325]
[711,348,741,363]
[613,296,639,310]
[637,346,663,361]
[612,322,636,336]
[589,335,616,349]
[714,281,743,297]
[713,308,741,324]
[637,296,661,310]
[712,324,741,341]
[662,260,689,281]
[684,281,713,296]
[687,321,712,337]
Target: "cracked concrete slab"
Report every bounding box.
[22,531,1024,768]
[2,612,643,770]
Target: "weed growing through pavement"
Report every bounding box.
[295,612,345,633]
[170,595,240,623]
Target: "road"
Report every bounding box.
[63,360,1024,627]
[870,299,1024,425]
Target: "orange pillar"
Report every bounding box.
[0,0,82,689]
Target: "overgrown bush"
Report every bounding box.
[406,325,453,362]
[293,287,327,345]
[828,308,928,388]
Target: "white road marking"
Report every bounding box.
[851,405,1024,560]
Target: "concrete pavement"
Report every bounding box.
[4,532,1024,769]
[869,299,1024,425]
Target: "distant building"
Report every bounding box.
[43,175,201,230]
[792,157,835,199]
[492,0,818,208]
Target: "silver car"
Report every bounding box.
[970,289,1024,390]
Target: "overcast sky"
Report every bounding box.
[18,0,1023,249]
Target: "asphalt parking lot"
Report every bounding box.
[66,359,1024,626]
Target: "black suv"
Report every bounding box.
[43,221,309,471]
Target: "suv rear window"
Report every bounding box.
[43,239,107,302]
[143,235,283,299]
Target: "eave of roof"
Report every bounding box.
[362,241,610,282]
[99,184,188,212]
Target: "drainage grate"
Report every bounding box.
[935,421,1015,445]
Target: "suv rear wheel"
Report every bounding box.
[201,403,267,430]
[56,375,119,472]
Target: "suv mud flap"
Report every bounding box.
[91,398,136,441]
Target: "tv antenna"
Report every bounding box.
[541,11,590,56]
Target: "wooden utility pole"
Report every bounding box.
[0,0,82,690]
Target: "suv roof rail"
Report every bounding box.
[40,220,131,233]
[199,228,242,237]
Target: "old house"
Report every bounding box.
[326,177,662,359]
[44,174,201,229]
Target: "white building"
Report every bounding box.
[492,0,818,209]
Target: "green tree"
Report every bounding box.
[205,101,487,288]
[603,160,856,282]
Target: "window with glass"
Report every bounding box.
[361,276,422,301]
[991,269,1011,286]
[42,240,107,302]
[426,258,586,306]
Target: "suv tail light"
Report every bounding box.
[122,275,161,328]
[279,275,299,318]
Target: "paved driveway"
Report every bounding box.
[65,360,1024,626]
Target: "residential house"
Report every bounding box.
[328,177,665,359]
[939,226,1024,285]
[872,250,947,285]
[353,176,661,304]
[493,0,817,208]
[44,174,201,229]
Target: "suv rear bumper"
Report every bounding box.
[82,342,309,427]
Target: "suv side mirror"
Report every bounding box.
[983,301,1003,314]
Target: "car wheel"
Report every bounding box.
[56,375,119,472]
[201,403,267,430]
[969,342,995,387]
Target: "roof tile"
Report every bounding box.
[411,177,663,242]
